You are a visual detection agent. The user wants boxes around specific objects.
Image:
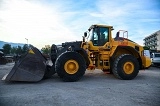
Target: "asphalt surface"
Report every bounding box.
[0,63,160,106]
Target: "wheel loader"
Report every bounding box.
[2,24,151,82]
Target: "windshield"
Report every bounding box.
[155,53,160,57]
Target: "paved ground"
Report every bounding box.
[0,63,160,106]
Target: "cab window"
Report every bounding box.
[99,27,109,46]
[93,28,98,46]
[89,27,109,46]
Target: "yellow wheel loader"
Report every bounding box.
[2,24,151,82]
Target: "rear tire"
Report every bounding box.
[112,54,139,80]
[55,52,86,82]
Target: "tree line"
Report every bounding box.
[1,44,51,56]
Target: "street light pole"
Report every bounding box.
[25,38,28,46]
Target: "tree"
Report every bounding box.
[22,44,28,54]
[2,44,11,55]
[41,45,51,55]
[10,45,28,55]
[10,46,17,55]
[16,46,22,55]
[143,46,150,50]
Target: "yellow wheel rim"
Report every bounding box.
[64,60,79,74]
[123,62,134,74]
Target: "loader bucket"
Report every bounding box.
[2,45,47,82]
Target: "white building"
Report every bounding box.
[144,30,160,50]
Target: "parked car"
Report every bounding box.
[151,53,160,66]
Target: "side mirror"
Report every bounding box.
[84,32,87,37]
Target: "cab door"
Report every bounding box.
[91,27,109,46]
[89,26,111,69]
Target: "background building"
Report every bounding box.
[144,30,160,51]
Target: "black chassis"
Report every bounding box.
[51,41,90,66]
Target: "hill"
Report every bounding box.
[0,40,25,49]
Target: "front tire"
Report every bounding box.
[112,54,139,80]
[55,52,86,82]
[51,44,58,63]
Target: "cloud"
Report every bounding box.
[0,0,78,48]
[95,0,160,45]
[0,0,159,48]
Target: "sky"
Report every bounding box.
[0,0,160,49]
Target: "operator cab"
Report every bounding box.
[87,25,110,46]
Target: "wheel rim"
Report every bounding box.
[64,60,79,74]
[123,62,134,74]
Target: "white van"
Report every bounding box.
[151,53,160,66]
